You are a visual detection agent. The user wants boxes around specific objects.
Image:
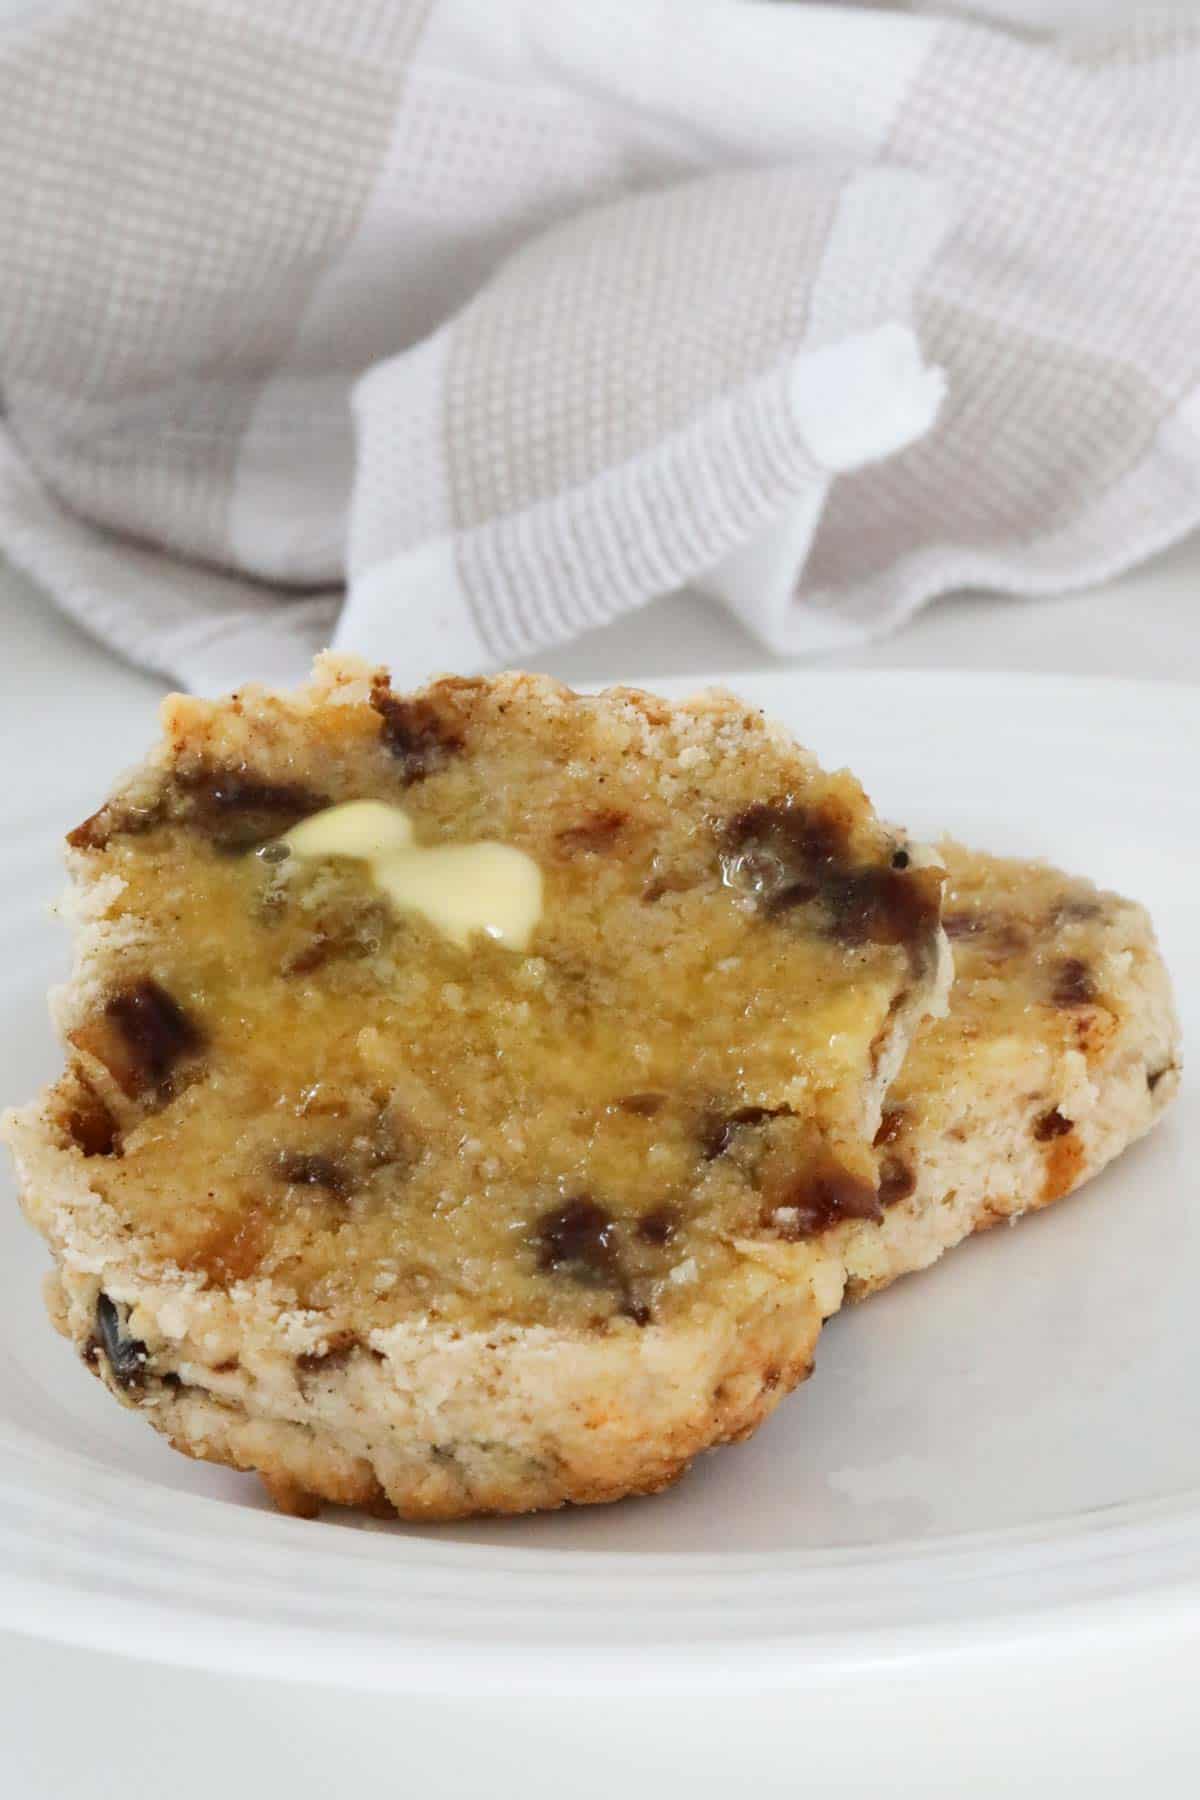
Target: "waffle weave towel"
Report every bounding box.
[1,1,1198,689]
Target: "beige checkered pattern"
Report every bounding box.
[1,1,1199,684]
[803,16,1200,617]
[0,0,426,558]
[447,169,838,531]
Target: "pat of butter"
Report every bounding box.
[282,801,543,953]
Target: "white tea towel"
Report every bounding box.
[0,1,1198,691]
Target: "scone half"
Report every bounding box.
[4,658,948,1519]
[819,843,1180,1308]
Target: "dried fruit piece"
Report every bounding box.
[370,678,462,783]
[878,1157,916,1206]
[1033,1108,1074,1141]
[536,1196,623,1287]
[635,1206,678,1246]
[699,1105,790,1161]
[67,798,164,852]
[873,1107,907,1148]
[95,1293,148,1391]
[276,1152,353,1198]
[721,801,941,964]
[73,980,203,1100]
[556,810,628,854]
[767,1161,882,1239]
[178,767,324,850]
[64,1086,120,1157]
[1052,958,1098,1008]
[615,1092,667,1117]
[297,1336,361,1377]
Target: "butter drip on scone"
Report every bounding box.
[283,800,544,951]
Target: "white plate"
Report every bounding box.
[0,668,1195,1693]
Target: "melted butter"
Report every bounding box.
[282,801,543,952]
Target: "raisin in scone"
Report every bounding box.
[2,655,947,1519]
[816,843,1180,1307]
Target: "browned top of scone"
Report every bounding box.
[50,656,943,1336]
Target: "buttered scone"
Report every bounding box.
[822,844,1180,1306]
[3,657,947,1519]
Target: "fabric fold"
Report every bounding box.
[341,164,949,672]
[0,0,1198,688]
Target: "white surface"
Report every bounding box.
[0,545,1198,1789]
